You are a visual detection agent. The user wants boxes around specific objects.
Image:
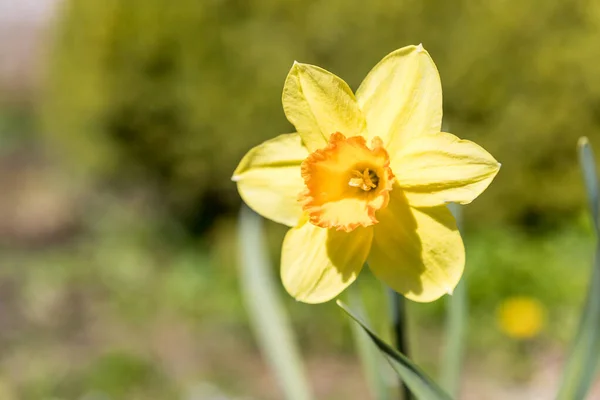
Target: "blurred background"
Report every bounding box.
[1,0,600,398]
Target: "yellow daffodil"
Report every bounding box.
[497,296,546,339]
[232,44,500,304]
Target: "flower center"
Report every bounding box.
[349,168,379,191]
[299,132,394,232]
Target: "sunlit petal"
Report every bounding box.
[356,45,442,154]
[393,132,500,207]
[232,133,308,226]
[281,221,373,303]
[368,188,464,302]
[283,62,367,152]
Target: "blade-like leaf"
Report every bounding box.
[579,137,599,229]
[337,300,453,400]
[348,284,391,400]
[440,204,468,397]
[237,205,313,400]
[557,137,600,400]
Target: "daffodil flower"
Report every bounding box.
[232,45,500,304]
[497,296,546,339]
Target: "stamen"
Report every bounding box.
[349,168,379,191]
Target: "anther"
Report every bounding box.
[349,168,379,191]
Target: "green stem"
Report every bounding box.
[388,288,412,400]
[440,278,467,396]
[440,203,467,397]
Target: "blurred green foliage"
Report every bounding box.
[41,0,600,232]
[1,210,592,397]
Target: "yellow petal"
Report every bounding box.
[392,132,500,207]
[281,221,373,303]
[232,133,308,226]
[356,45,442,154]
[368,189,464,302]
[282,62,367,152]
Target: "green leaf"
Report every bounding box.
[237,206,313,400]
[579,137,600,231]
[440,278,467,397]
[347,284,391,400]
[556,137,600,400]
[440,204,468,397]
[337,300,453,400]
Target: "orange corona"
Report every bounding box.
[299,133,394,232]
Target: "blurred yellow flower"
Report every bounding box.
[497,296,546,339]
[232,45,500,303]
